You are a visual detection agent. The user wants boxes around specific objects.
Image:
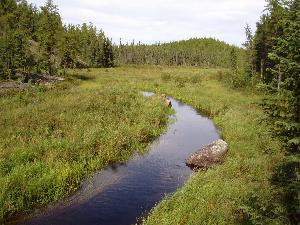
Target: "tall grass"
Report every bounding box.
[63,67,290,224]
[0,71,171,221]
[128,66,289,224]
[0,66,291,224]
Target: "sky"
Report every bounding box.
[26,0,266,46]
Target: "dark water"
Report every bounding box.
[18,92,220,225]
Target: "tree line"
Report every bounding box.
[244,0,299,153]
[244,1,299,222]
[0,0,244,81]
[0,0,114,80]
[1,0,298,153]
[114,38,244,68]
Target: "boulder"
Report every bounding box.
[186,139,228,170]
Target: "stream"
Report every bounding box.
[18,92,220,225]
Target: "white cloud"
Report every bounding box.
[27,0,266,46]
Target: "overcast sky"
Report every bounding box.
[27,0,266,46]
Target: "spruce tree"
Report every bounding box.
[37,0,63,75]
[103,38,114,68]
[265,0,300,151]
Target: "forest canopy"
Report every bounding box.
[0,0,244,81]
[0,0,114,80]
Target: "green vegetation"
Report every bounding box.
[115,38,244,68]
[0,0,114,80]
[71,66,295,224]
[246,0,299,154]
[133,67,289,224]
[0,0,298,224]
[0,63,297,223]
[0,71,171,221]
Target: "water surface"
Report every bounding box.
[19,92,220,225]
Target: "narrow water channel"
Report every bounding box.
[19,92,220,225]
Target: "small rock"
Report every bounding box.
[165,98,172,107]
[186,139,228,170]
[56,77,65,81]
[161,94,172,107]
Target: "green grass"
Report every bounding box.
[0,70,171,221]
[0,66,292,224]
[75,66,289,224]
[130,67,289,225]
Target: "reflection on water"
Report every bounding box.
[19,92,220,225]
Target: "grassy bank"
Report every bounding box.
[0,71,171,221]
[131,67,289,224]
[0,66,292,224]
[71,67,290,224]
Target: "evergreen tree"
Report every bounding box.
[264,0,300,151]
[0,0,18,79]
[243,24,255,79]
[115,38,243,68]
[0,0,38,79]
[253,0,284,83]
[37,0,63,75]
[103,38,114,68]
[0,0,112,79]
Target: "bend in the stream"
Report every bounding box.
[15,92,220,225]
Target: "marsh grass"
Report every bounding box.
[0,66,292,224]
[64,67,290,224]
[0,70,171,221]
[128,66,290,225]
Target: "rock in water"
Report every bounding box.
[165,98,172,107]
[158,94,172,107]
[186,139,228,169]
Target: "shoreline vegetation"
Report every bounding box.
[0,66,298,224]
[70,67,299,225]
[1,0,299,224]
[0,69,172,222]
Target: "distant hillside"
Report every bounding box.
[115,38,244,68]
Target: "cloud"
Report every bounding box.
[27,0,266,46]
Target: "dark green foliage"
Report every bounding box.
[252,0,285,83]
[252,1,300,224]
[61,23,105,69]
[272,156,300,223]
[0,0,36,79]
[115,38,244,68]
[0,0,113,80]
[103,38,114,68]
[37,0,63,75]
[259,0,300,152]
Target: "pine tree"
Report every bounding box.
[103,38,114,68]
[37,0,63,75]
[0,0,18,79]
[243,24,255,79]
[253,0,284,83]
[264,0,300,151]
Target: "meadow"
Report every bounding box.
[0,66,291,224]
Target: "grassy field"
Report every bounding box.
[0,70,171,221]
[0,66,292,224]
